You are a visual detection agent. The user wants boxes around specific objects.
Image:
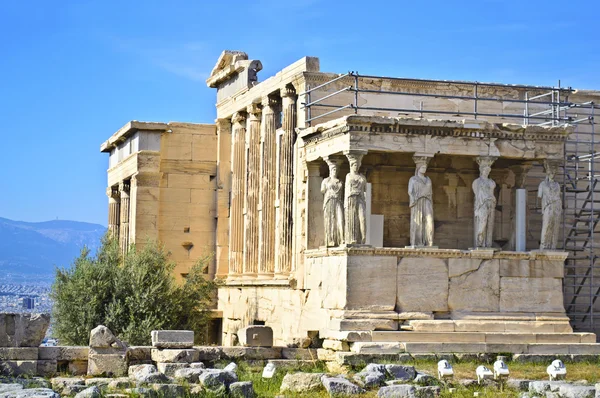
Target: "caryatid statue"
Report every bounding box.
[473,156,498,248]
[344,151,367,245]
[538,160,562,250]
[409,156,434,247]
[321,156,344,247]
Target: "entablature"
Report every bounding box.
[299,115,573,162]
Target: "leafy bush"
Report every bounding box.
[51,235,218,345]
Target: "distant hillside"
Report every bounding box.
[0,217,106,280]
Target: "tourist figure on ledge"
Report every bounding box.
[321,157,344,247]
[473,157,497,248]
[539,160,562,250]
[409,156,434,247]
[344,152,367,244]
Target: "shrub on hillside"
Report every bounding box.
[51,235,218,346]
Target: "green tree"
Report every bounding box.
[51,235,218,346]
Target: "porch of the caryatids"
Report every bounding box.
[243,103,262,275]
[229,112,247,277]
[276,85,297,277]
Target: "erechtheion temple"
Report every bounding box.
[101,50,600,354]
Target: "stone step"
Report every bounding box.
[347,341,600,355]
[371,331,597,344]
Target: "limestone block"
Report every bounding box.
[322,339,349,351]
[151,330,194,349]
[500,278,565,313]
[280,372,325,393]
[0,360,37,376]
[0,313,50,347]
[321,375,365,395]
[126,346,152,362]
[448,259,499,312]
[194,346,223,361]
[499,259,563,278]
[0,347,38,360]
[407,320,455,332]
[150,348,199,364]
[316,349,337,361]
[89,325,124,349]
[69,360,89,375]
[221,347,282,360]
[321,255,397,311]
[156,362,190,376]
[39,346,88,361]
[329,318,398,331]
[237,326,273,347]
[87,352,127,377]
[281,348,318,360]
[37,360,58,376]
[350,342,404,354]
[397,257,448,313]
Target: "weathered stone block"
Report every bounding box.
[281,348,317,360]
[448,259,499,312]
[221,347,282,360]
[40,346,88,361]
[500,277,565,313]
[37,360,58,376]
[89,325,124,349]
[322,255,397,311]
[0,360,37,376]
[69,360,89,375]
[150,348,199,363]
[237,326,273,347]
[280,372,324,393]
[0,314,50,347]
[151,330,194,349]
[127,346,152,362]
[87,351,127,377]
[0,347,38,360]
[397,257,448,312]
[350,342,404,354]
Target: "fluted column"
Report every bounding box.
[107,186,120,238]
[243,104,262,275]
[229,112,247,276]
[119,181,130,255]
[276,85,297,275]
[258,96,279,276]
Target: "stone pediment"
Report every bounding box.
[206,50,263,88]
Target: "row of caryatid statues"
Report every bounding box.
[321,154,562,250]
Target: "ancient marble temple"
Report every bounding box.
[102,50,600,353]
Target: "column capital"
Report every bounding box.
[232,111,247,125]
[510,162,534,189]
[118,180,130,194]
[475,156,498,168]
[306,161,322,175]
[106,186,119,199]
[247,103,262,119]
[280,84,297,98]
[215,117,232,132]
[261,95,280,109]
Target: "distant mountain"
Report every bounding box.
[0,217,106,280]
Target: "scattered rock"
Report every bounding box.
[124,387,157,397]
[156,362,189,376]
[230,381,255,398]
[89,325,124,349]
[224,362,238,373]
[74,386,101,398]
[385,364,416,381]
[151,383,186,397]
[507,379,531,391]
[414,372,437,386]
[3,388,60,397]
[262,362,276,378]
[557,384,595,398]
[0,384,24,394]
[173,368,205,383]
[321,376,365,396]
[128,364,169,384]
[198,369,238,391]
[50,377,85,394]
[377,384,415,398]
[107,378,134,390]
[190,362,206,369]
[280,372,325,393]
[353,369,386,388]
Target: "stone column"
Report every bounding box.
[243,104,262,275]
[511,163,532,251]
[119,181,131,255]
[276,85,296,276]
[215,118,233,278]
[229,112,247,277]
[258,96,279,276]
[107,186,120,238]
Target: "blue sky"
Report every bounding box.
[1,0,598,226]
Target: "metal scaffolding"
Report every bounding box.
[301,72,599,337]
